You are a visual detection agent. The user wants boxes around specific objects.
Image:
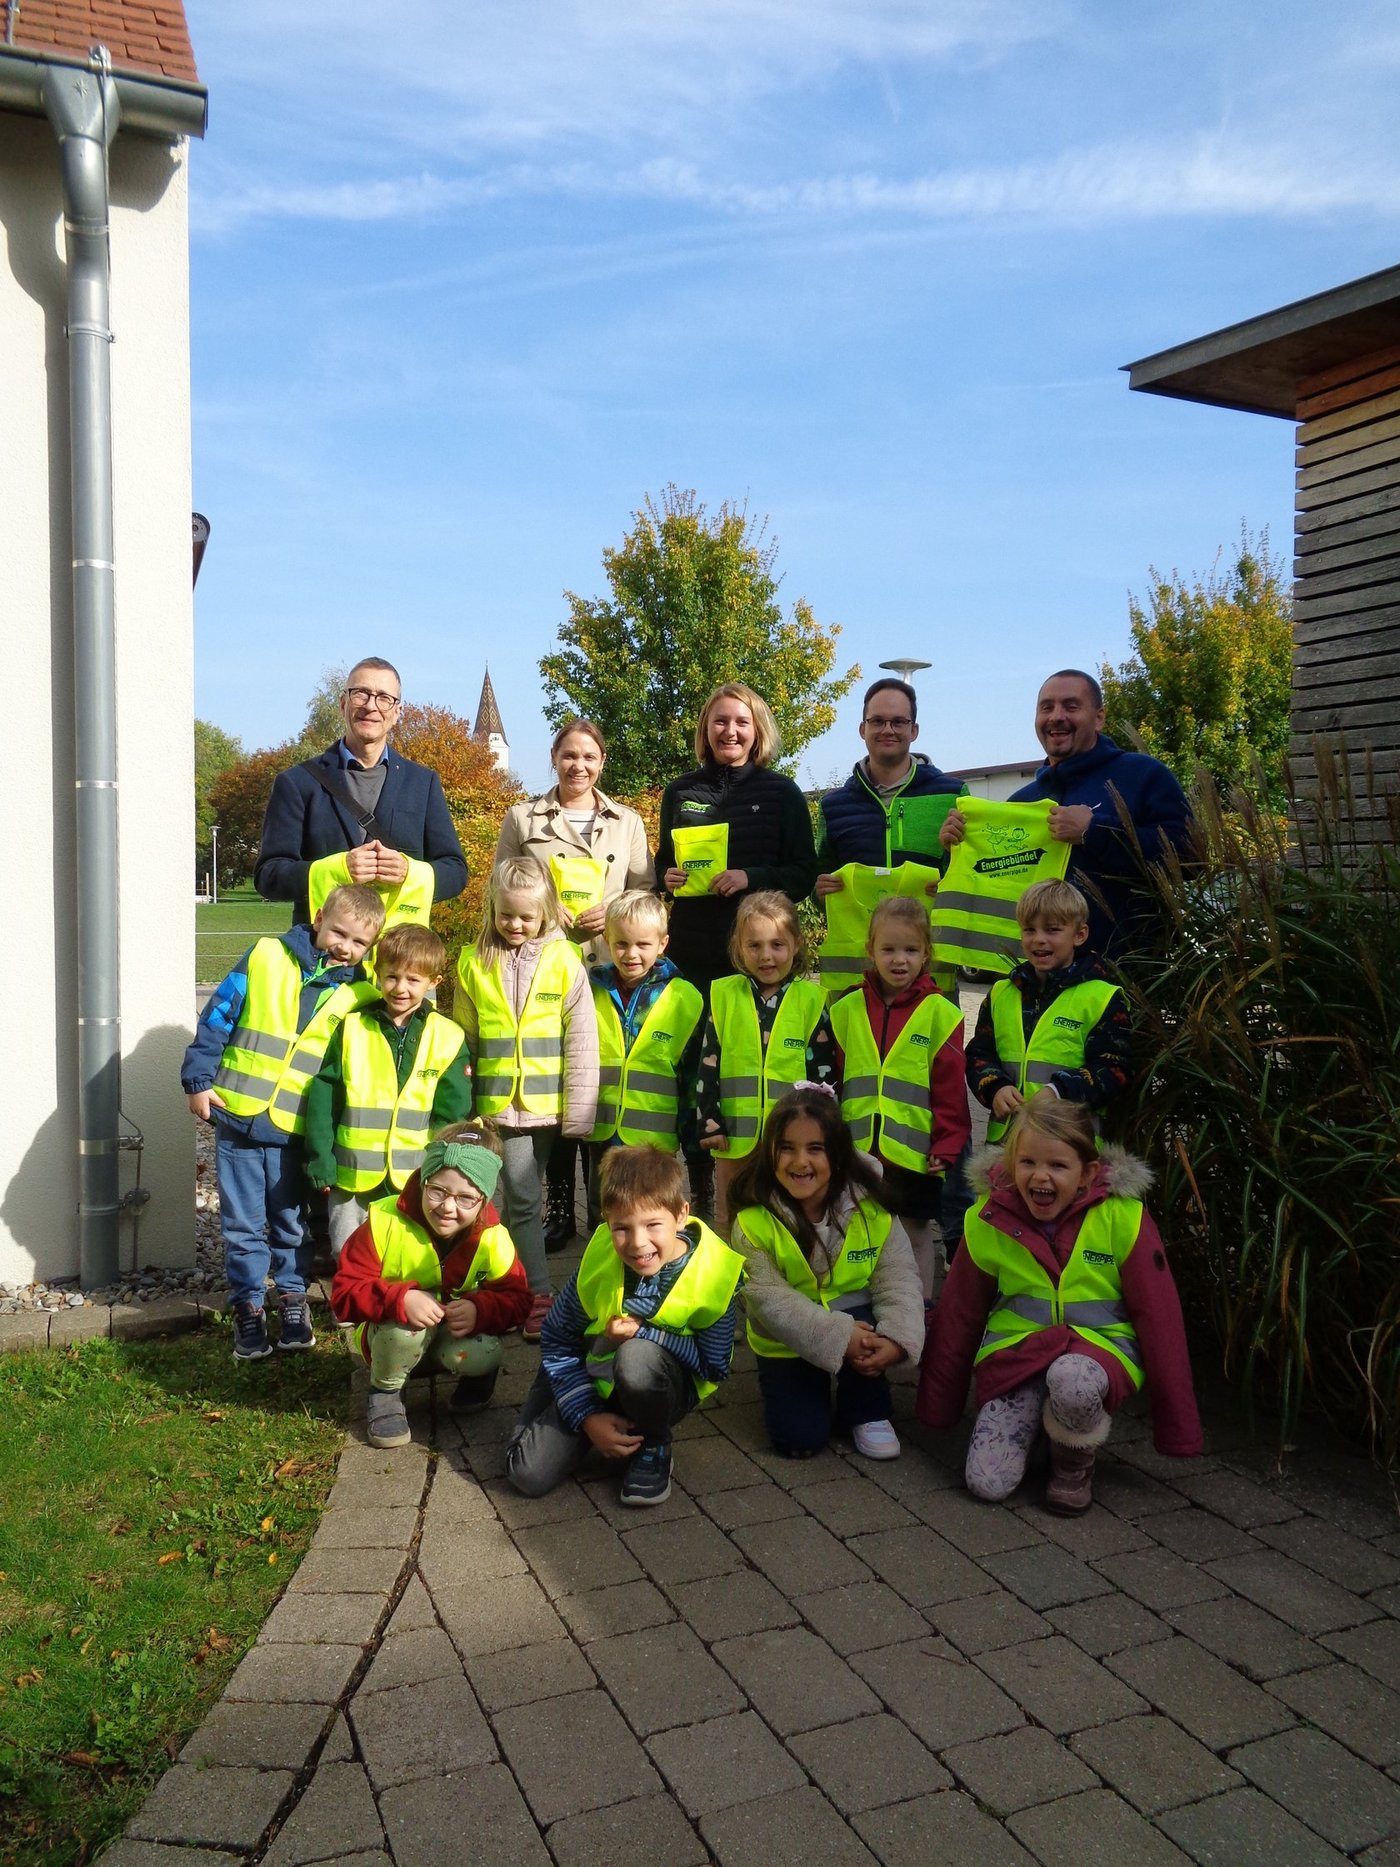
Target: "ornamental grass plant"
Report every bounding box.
[1115,744,1400,1466]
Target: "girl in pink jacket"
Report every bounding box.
[917,1097,1200,1514]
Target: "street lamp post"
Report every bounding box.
[879,657,932,688]
[210,823,219,907]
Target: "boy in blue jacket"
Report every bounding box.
[182,884,383,1359]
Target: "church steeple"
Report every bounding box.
[472,667,510,773]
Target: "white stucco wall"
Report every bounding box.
[0,108,195,1286]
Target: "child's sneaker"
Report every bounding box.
[522,1291,554,1343]
[276,1291,316,1351]
[232,1302,272,1361]
[366,1388,411,1448]
[620,1441,672,1507]
[851,1419,901,1461]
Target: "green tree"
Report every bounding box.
[194,719,243,879]
[540,486,859,793]
[294,666,347,758]
[1101,527,1293,809]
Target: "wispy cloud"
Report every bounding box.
[194,135,1400,237]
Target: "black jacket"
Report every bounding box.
[254,742,468,927]
[655,761,818,989]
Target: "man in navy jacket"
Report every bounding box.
[943,669,1191,956]
[255,657,468,927]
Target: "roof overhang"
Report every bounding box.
[1122,263,1400,419]
[0,44,206,139]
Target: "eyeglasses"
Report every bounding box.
[345,687,401,711]
[423,1184,480,1209]
[864,715,913,730]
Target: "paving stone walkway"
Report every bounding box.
[100,1287,1400,1867]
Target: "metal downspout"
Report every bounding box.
[45,57,123,1286]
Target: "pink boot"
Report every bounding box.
[1043,1403,1110,1516]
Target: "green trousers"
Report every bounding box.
[367,1323,502,1392]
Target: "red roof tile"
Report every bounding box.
[4,0,199,85]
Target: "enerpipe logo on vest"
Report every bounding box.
[845,1244,881,1263]
[907,1033,930,1047]
[1081,1250,1115,1266]
[1052,1015,1084,1031]
[649,1031,673,1044]
[535,992,562,1004]
[417,1067,442,1080]
[973,848,1046,877]
[682,858,714,871]
[680,801,711,814]
[781,1037,806,1050]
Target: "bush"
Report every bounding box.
[1116,748,1400,1465]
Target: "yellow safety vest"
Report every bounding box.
[457,940,582,1118]
[963,1197,1144,1389]
[817,861,945,1001]
[590,978,704,1151]
[829,988,965,1171]
[333,1009,467,1192]
[986,977,1122,1142]
[548,852,608,917]
[214,938,370,1124]
[307,850,436,928]
[352,1196,518,1358]
[710,974,826,1160]
[671,822,729,897]
[738,1199,892,1358]
[575,1219,744,1401]
[929,799,1070,975]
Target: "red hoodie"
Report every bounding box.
[833,973,971,1168]
[916,1147,1201,1457]
[331,1175,531,1345]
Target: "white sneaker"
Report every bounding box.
[851,1419,901,1461]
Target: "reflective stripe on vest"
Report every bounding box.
[456,941,582,1117]
[589,978,703,1151]
[711,975,826,1161]
[671,822,729,897]
[929,799,1071,975]
[352,1198,518,1358]
[548,852,608,916]
[962,1197,1145,1389]
[817,862,942,1001]
[985,977,1121,1143]
[828,988,965,1171]
[333,1010,467,1191]
[738,1199,892,1358]
[574,1220,744,1401]
[214,939,368,1123]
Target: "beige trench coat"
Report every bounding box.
[493,786,654,962]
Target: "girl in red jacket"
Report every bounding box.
[829,897,970,1300]
[332,1118,531,1449]
[916,1098,1200,1514]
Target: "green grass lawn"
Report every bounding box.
[195,887,288,984]
[0,1322,351,1865]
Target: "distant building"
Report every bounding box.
[472,667,510,773]
[946,758,1043,802]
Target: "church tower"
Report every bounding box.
[472,667,510,773]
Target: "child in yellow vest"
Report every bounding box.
[182,882,384,1361]
[455,857,599,1341]
[694,890,838,1234]
[304,924,473,1258]
[917,1098,1201,1514]
[966,879,1131,1145]
[587,890,704,1212]
[829,897,970,1300]
[331,1120,531,1447]
[506,1145,743,1505]
[731,1087,925,1461]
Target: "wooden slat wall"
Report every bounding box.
[1292,344,1400,837]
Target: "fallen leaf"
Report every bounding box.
[109,1521,132,1538]
[62,1751,100,1768]
[267,1552,277,1566]
[156,1552,183,1566]
[202,1412,225,1424]
[15,1670,43,1688]
[260,1516,274,1534]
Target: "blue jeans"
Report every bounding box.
[755,1306,892,1456]
[215,1122,309,1309]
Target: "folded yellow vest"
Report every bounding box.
[929,799,1070,975]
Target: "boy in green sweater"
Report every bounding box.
[305,924,474,1255]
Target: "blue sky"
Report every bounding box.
[185,0,1400,789]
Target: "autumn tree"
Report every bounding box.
[195,719,243,878]
[207,743,294,888]
[540,486,859,794]
[1101,528,1293,810]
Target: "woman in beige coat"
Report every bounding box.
[493,717,653,1246]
